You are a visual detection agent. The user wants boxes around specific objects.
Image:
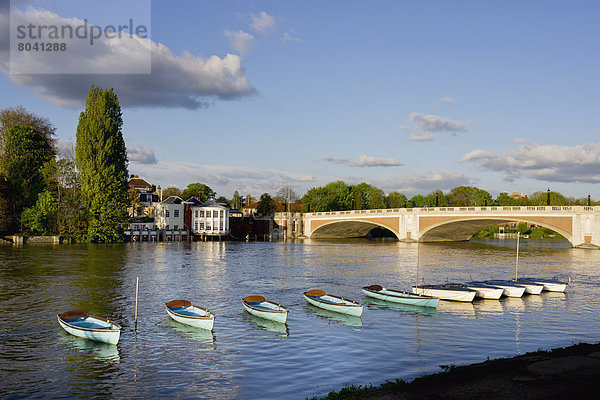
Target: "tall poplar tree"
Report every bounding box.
[76,86,129,243]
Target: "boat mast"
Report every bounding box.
[515,232,520,280]
[416,242,420,290]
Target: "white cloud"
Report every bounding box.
[224,29,255,55]
[461,142,600,183]
[282,30,301,43]
[0,7,256,109]
[406,112,467,141]
[396,125,410,131]
[56,139,75,159]
[439,96,457,103]
[410,112,465,132]
[128,145,157,164]
[321,154,403,167]
[250,11,276,36]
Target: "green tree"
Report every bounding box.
[386,191,407,208]
[20,190,58,235]
[161,186,181,199]
[0,106,55,175]
[302,181,351,212]
[180,182,214,202]
[424,189,448,207]
[230,190,242,209]
[350,183,386,209]
[76,86,129,243]
[495,192,522,206]
[446,186,492,206]
[257,193,277,214]
[528,190,569,206]
[0,176,13,234]
[3,124,55,232]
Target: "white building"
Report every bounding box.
[155,196,185,230]
[191,197,229,236]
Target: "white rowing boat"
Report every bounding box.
[303,289,364,316]
[509,279,543,294]
[166,300,215,330]
[362,285,439,308]
[57,310,121,345]
[411,284,476,302]
[473,280,526,297]
[452,282,504,299]
[516,277,568,292]
[242,296,288,324]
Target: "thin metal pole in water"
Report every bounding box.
[515,232,520,280]
[135,276,139,331]
[415,243,420,291]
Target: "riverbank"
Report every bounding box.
[312,342,600,399]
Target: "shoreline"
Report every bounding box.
[311,342,600,399]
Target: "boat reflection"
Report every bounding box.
[243,314,289,336]
[167,319,216,345]
[303,304,363,327]
[436,300,475,316]
[363,297,439,318]
[59,330,120,363]
[473,299,505,314]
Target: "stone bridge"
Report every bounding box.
[273,206,600,249]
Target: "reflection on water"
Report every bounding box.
[242,313,289,336]
[303,303,364,327]
[166,318,217,346]
[363,297,440,318]
[1,238,599,399]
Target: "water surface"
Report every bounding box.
[1,238,598,399]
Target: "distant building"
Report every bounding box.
[155,196,185,230]
[191,197,229,237]
[510,191,527,200]
[128,174,162,217]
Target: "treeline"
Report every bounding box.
[0,86,130,243]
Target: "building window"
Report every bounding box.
[199,222,204,230]
[165,210,170,218]
[206,210,212,218]
[174,225,178,230]
[195,210,199,218]
[174,210,179,218]
[199,210,204,217]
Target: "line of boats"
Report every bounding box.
[57,277,568,345]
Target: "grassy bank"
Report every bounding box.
[310,342,600,399]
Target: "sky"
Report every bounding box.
[1,0,599,201]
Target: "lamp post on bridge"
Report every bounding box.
[547,188,551,206]
[588,194,591,207]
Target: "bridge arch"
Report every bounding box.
[310,219,400,239]
[419,217,572,242]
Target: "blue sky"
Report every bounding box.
[1,0,599,200]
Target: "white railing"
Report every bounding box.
[290,205,595,218]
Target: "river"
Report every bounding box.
[1,238,599,399]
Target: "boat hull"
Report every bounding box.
[362,287,439,308]
[518,278,568,293]
[463,285,504,300]
[166,304,215,330]
[304,293,363,316]
[511,280,543,295]
[57,315,120,345]
[411,286,476,302]
[243,300,288,324]
[481,281,526,297]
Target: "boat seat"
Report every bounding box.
[366,285,383,291]
[245,302,274,311]
[166,300,191,308]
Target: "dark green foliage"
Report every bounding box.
[257,193,277,214]
[76,86,129,243]
[301,181,352,212]
[386,191,407,208]
[179,182,215,202]
[20,190,57,234]
[0,175,14,234]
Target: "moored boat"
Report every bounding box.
[516,277,568,292]
[166,299,215,330]
[303,289,364,316]
[411,284,476,302]
[509,279,544,294]
[242,296,288,324]
[452,282,504,300]
[57,310,121,345]
[474,280,526,297]
[362,285,439,308]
